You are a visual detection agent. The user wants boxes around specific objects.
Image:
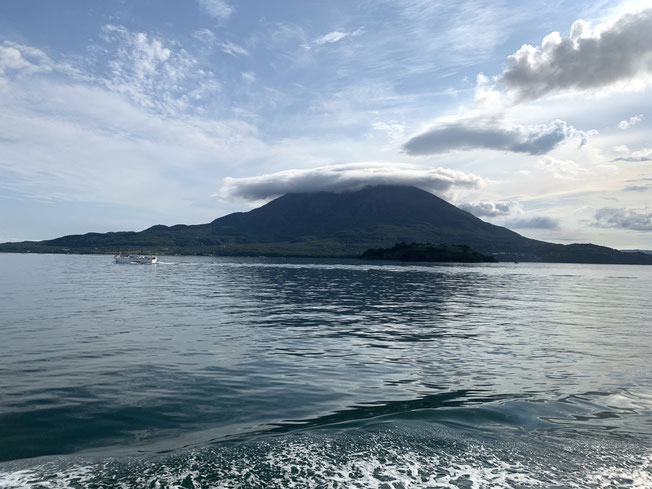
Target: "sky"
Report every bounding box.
[1,0,651,249]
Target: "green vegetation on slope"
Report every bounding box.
[1,186,651,264]
[360,242,496,263]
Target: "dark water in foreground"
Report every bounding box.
[0,254,650,488]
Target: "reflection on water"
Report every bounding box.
[0,254,651,486]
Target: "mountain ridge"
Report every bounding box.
[1,185,651,264]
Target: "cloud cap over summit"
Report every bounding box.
[219,163,483,201]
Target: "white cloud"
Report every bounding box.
[403,117,583,156]
[593,207,652,231]
[191,30,248,58]
[386,0,528,68]
[612,147,652,162]
[218,163,483,201]
[314,31,348,45]
[372,120,405,143]
[0,41,83,84]
[100,25,220,115]
[1,38,493,234]
[0,38,265,229]
[199,0,234,20]
[499,7,652,101]
[313,27,365,46]
[0,79,262,206]
[218,41,249,57]
[505,216,560,230]
[241,71,255,83]
[536,156,587,179]
[192,28,217,45]
[473,72,504,107]
[624,184,650,192]
[618,114,643,129]
[0,41,53,76]
[458,201,519,218]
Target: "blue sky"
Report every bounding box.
[1,0,651,248]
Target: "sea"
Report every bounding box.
[0,253,650,488]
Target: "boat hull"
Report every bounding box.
[114,255,157,264]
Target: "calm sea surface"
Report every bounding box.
[0,253,651,488]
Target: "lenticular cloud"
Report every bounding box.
[219,163,483,201]
[402,117,576,156]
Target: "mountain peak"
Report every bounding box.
[2,184,651,264]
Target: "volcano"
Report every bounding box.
[1,185,651,264]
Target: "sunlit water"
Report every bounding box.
[0,253,650,488]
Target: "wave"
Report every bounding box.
[1,427,649,488]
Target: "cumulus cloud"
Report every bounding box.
[219,163,483,201]
[594,208,652,231]
[403,117,581,156]
[313,27,365,46]
[618,114,643,130]
[498,8,652,101]
[536,155,587,179]
[505,216,560,230]
[458,201,519,218]
[199,0,234,20]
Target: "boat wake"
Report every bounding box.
[114,253,157,264]
[1,427,650,488]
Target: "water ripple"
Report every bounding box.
[0,254,651,485]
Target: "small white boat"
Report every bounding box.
[114,253,157,264]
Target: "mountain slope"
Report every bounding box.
[208,185,527,247]
[1,185,651,264]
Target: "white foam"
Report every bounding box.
[1,436,650,488]
[585,453,652,489]
[0,464,95,489]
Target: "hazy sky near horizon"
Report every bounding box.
[1,0,651,248]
